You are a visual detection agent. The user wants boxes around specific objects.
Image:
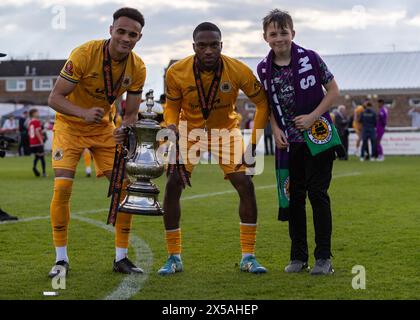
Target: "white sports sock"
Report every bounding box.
[85,167,92,174]
[55,246,69,263]
[116,247,128,262]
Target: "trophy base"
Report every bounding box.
[118,180,164,216]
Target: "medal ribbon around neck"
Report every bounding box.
[102,39,128,105]
[193,56,223,121]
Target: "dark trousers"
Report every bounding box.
[288,143,334,261]
[264,134,274,155]
[18,133,30,156]
[338,133,349,160]
[361,129,377,159]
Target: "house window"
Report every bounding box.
[6,79,26,92]
[33,78,53,91]
[382,99,395,109]
[409,98,420,107]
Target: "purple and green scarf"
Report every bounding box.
[257,42,341,221]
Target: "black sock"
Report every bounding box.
[33,156,39,169]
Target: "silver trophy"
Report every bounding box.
[118,90,165,216]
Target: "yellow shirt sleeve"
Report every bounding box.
[127,61,146,94]
[239,66,270,144]
[59,45,88,83]
[164,67,182,127]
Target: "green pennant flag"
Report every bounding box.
[276,168,290,221]
[303,116,342,156]
[276,168,290,209]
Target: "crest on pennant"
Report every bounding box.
[307,116,332,145]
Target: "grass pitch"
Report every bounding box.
[0,154,419,300]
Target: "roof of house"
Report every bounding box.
[237,51,420,92]
[0,59,66,77]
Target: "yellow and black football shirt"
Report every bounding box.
[164,54,269,144]
[57,39,146,136]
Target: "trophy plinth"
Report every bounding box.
[119,89,165,216]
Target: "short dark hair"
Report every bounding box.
[113,7,145,27]
[378,99,385,104]
[29,108,38,117]
[193,22,221,41]
[262,9,294,33]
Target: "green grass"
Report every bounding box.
[0,154,419,300]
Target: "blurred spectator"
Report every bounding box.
[334,105,349,160]
[408,106,420,128]
[376,99,388,161]
[18,110,30,156]
[2,115,18,132]
[245,113,254,129]
[352,102,366,156]
[28,108,46,177]
[44,116,54,130]
[82,148,92,177]
[156,94,166,126]
[360,102,377,161]
[264,122,274,155]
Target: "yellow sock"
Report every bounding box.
[50,178,73,247]
[83,149,91,168]
[240,223,257,256]
[165,228,182,255]
[115,180,133,248]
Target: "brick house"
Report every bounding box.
[165,51,420,128]
[0,59,66,105]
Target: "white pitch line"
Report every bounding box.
[0,210,152,301]
[71,215,153,301]
[0,170,361,298]
[0,216,49,224]
[181,171,361,201]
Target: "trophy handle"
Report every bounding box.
[126,126,137,160]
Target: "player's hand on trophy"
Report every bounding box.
[113,126,128,145]
[82,107,105,123]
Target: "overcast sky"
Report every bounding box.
[1,0,420,96]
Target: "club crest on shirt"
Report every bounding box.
[53,148,64,161]
[220,81,232,93]
[307,116,332,145]
[122,75,131,87]
[283,176,290,201]
[63,61,74,76]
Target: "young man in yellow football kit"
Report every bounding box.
[159,22,270,275]
[47,7,146,277]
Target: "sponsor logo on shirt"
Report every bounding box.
[186,86,197,95]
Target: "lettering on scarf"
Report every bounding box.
[298,55,316,90]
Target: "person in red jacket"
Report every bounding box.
[28,108,46,177]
